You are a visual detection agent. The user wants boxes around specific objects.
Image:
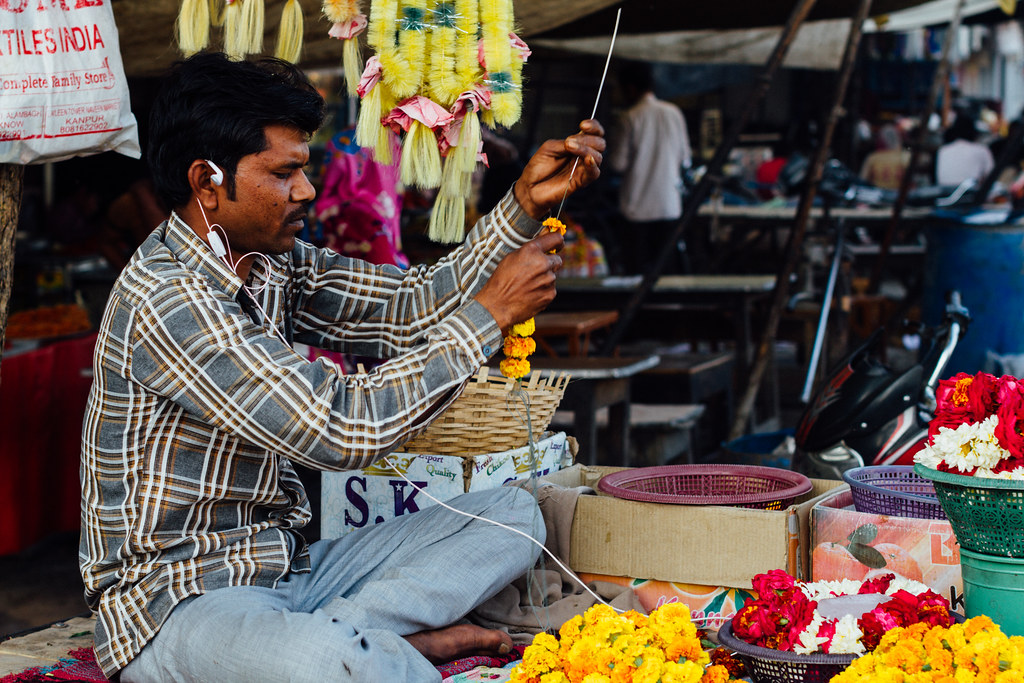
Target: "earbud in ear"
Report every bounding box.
[206,160,224,186]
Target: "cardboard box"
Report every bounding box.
[321,431,572,539]
[539,464,844,589]
[810,487,964,613]
[576,573,753,631]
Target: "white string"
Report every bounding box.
[382,453,624,616]
[555,8,621,221]
[194,198,291,347]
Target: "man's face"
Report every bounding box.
[218,123,316,258]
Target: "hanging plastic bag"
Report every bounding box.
[0,0,140,164]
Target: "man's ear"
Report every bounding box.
[187,159,221,210]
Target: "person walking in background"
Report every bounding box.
[936,114,995,187]
[860,123,910,191]
[609,61,692,275]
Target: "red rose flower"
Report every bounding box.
[858,573,894,594]
[995,377,1024,458]
[816,620,837,653]
[857,611,892,651]
[878,590,920,626]
[777,594,817,651]
[752,569,797,600]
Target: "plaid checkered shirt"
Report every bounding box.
[79,191,539,676]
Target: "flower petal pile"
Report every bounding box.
[915,371,1024,478]
[731,570,953,656]
[832,615,1024,682]
[509,603,736,683]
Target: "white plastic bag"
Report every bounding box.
[0,0,140,165]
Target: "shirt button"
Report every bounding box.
[483,344,492,355]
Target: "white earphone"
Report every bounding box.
[205,159,224,186]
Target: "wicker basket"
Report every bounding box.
[716,622,856,683]
[396,367,570,456]
[596,464,812,510]
[915,463,1024,557]
[843,465,946,520]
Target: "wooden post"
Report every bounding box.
[728,0,874,441]
[867,0,967,295]
[598,0,821,356]
[0,163,24,383]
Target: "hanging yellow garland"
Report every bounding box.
[176,0,211,55]
[275,0,304,63]
[324,0,367,94]
[357,0,531,244]
[499,217,566,380]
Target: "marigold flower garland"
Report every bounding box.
[915,370,1024,478]
[731,569,953,656]
[831,615,1024,682]
[499,217,566,380]
[509,603,736,683]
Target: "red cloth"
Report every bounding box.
[0,647,106,683]
[0,333,96,555]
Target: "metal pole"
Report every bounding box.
[599,0,821,356]
[801,214,845,403]
[728,0,874,440]
[867,0,968,295]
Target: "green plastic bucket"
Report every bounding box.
[960,547,1024,636]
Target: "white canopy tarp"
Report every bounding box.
[530,0,1002,70]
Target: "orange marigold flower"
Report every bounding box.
[500,357,531,379]
[503,335,537,359]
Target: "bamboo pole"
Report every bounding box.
[598,0,821,356]
[728,0,874,440]
[867,0,967,295]
[0,163,25,383]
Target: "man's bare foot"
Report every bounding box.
[404,624,514,664]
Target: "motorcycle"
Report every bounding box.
[791,292,971,480]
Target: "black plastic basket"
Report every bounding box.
[717,622,856,683]
[842,465,946,520]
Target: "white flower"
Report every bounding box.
[886,576,928,595]
[801,579,863,602]
[827,615,867,655]
[916,416,1011,472]
[793,613,828,655]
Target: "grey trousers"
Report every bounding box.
[119,486,545,682]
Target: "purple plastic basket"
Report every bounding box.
[842,466,947,520]
[716,622,855,683]
[596,464,813,510]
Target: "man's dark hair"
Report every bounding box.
[619,60,654,99]
[945,114,979,144]
[148,52,326,209]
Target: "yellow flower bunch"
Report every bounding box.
[832,615,1024,683]
[500,218,565,380]
[510,603,735,683]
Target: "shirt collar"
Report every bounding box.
[163,210,245,298]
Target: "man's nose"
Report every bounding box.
[293,171,316,203]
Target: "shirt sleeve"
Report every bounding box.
[125,190,540,473]
[291,187,539,360]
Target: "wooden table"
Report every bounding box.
[532,310,619,357]
[551,275,781,432]
[526,355,659,466]
[491,355,660,466]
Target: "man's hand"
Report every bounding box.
[514,119,606,220]
[474,230,564,335]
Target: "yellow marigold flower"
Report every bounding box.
[539,672,571,683]
[511,317,536,337]
[500,357,530,379]
[543,216,567,236]
[503,334,536,359]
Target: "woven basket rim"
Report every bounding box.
[716,622,857,665]
[596,464,812,506]
[914,463,1024,490]
[843,466,941,505]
